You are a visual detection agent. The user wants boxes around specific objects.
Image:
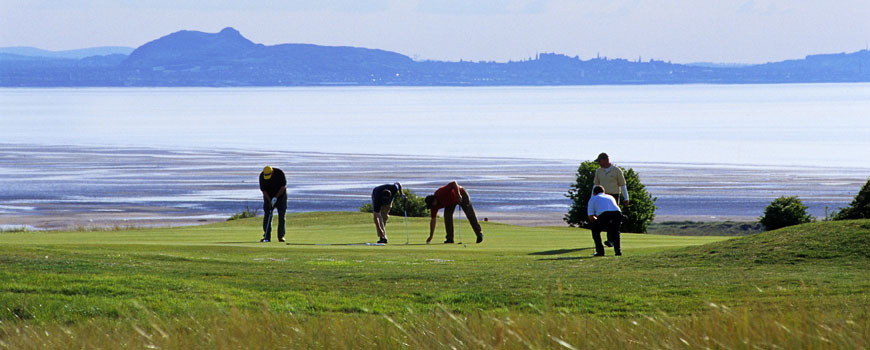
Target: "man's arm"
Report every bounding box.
[587,197,597,221]
[427,216,437,243]
[450,181,462,202]
[262,190,271,203]
[616,167,628,205]
[617,169,629,205]
[620,184,629,206]
[276,186,286,199]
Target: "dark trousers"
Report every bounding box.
[443,188,482,241]
[591,211,622,255]
[263,193,287,240]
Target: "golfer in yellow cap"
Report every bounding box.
[259,165,287,242]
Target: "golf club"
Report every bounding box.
[403,194,409,245]
[457,206,463,245]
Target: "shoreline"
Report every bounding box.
[1,143,866,230]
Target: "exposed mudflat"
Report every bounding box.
[1,144,866,230]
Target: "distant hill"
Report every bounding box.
[120,27,415,85]
[0,46,134,59]
[2,27,869,86]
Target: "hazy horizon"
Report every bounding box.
[1,27,864,66]
[2,1,869,65]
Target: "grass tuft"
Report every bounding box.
[227,205,259,221]
[1,303,867,349]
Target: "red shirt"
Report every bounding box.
[430,184,460,218]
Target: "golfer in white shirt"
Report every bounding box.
[588,185,624,256]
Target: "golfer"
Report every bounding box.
[588,185,623,256]
[593,153,630,207]
[259,165,287,242]
[371,182,402,244]
[424,181,483,244]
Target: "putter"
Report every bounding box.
[403,194,409,245]
[457,206,463,245]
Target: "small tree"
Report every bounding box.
[833,178,870,220]
[565,161,657,233]
[759,196,814,230]
[360,189,429,217]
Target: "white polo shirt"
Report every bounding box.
[588,193,621,216]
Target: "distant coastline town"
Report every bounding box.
[1,27,869,87]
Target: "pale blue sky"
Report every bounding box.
[1,0,868,63]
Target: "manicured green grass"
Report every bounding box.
[1,212,868,348]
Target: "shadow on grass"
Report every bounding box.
[531,247,596,260]
[285,242,383,246]
[537,255,597,261]
[214,242,263,244]
[528,248,590,256]
[215,242,436,246]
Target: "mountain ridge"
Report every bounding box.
[0,46,134,59]
[2,27,868,86]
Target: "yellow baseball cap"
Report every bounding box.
[262,166,273,180]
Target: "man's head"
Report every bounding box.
[593,185,605,195]
[394,182,403,195]
[425,195,436,209]
[262,165,273,180]
[595,153,611,168]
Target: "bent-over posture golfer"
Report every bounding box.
[259,165,287,242]
[425,181,483,244]
[588,185,623,256]
[371,182,402,244]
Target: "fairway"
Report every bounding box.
[1,212,868,349]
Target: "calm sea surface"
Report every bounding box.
[2,84,869,166]
[1,84,869,228]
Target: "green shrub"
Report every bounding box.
[360,189,429,217]
[564,161,657,233]
[759,196,814,230]
[833,178,870,220]
[227,205,258,221]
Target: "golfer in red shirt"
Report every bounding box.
[424,181,484,244]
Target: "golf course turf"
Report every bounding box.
[1,212,868,349]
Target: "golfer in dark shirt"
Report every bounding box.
[259,165,287,242]
[371,183,402,244]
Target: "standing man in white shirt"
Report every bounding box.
[593,153,630,207]
[588,185,623,256]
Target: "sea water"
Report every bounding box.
[1,84,869,227]
[2,84,869,167]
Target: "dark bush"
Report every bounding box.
[759,196,814,230]
[833,178,870,220]
[360,189,429,217]
[565,161,657,233]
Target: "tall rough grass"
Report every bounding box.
[2,303,866,349]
